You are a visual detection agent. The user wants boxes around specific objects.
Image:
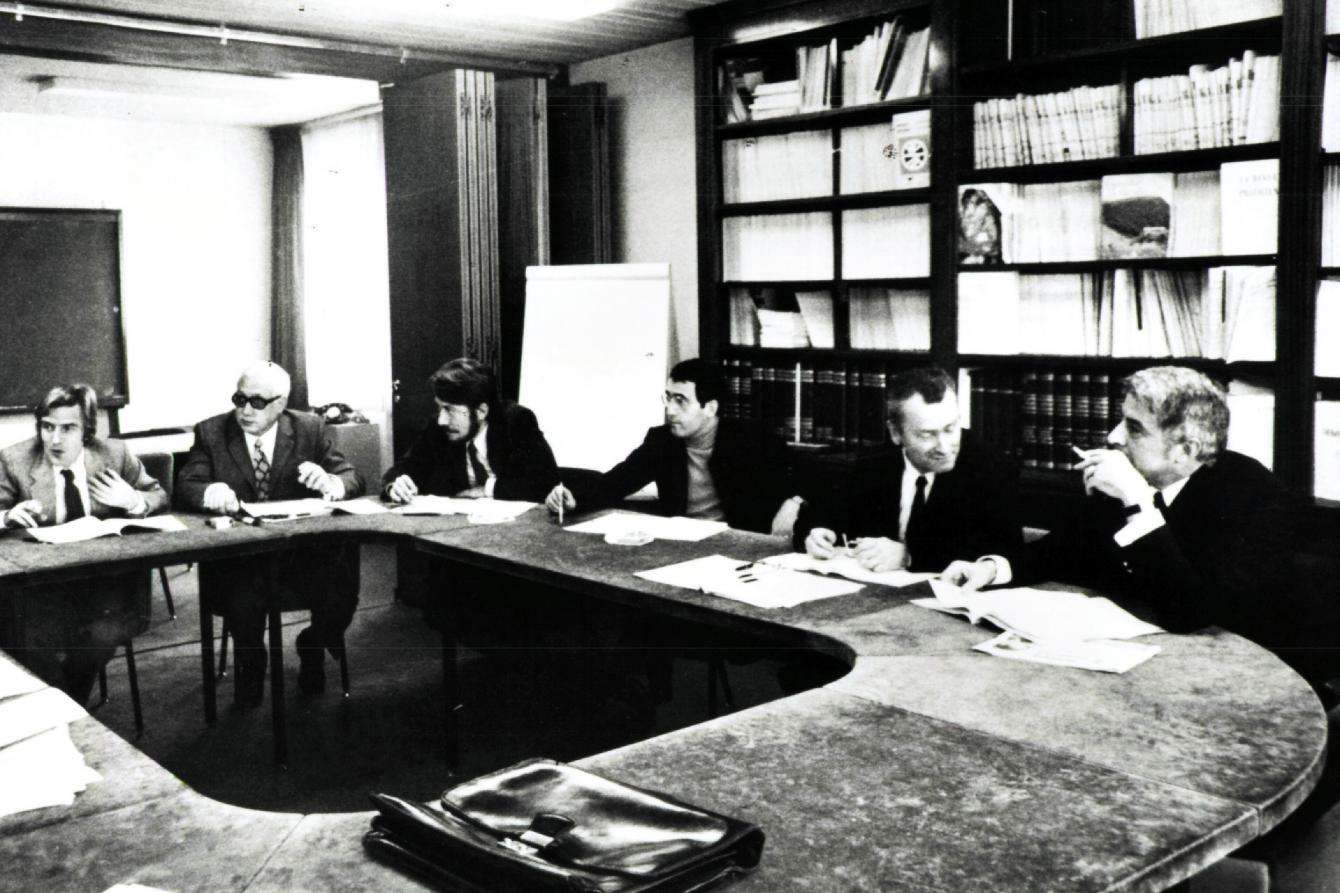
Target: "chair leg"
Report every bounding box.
[200,602,217,725]
[97,665,109,707]
[157,567,176,620]
[336,638,351,698]
[124,640,143,734]
[217,616,230,679]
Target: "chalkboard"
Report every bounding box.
[0,208,128,411]
[519,263,670,472]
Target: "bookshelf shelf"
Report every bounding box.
[1327,34,1340,56]
[716,96,932,138]
[1320,267,1340,276]
[961,144,1281,184]
[722,345,931,360]
[960,16,1282,81]
[721,280,836,290]
[958,255,1277,274]
[719,189,932,216]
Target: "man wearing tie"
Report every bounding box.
[176,361,364,707]
[941,366,1300,638]
[0,383,168,701]
[798,367,1020,572]
[383,357,558,503]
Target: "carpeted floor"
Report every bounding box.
[89,544,843,814]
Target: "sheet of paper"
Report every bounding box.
[0,687,86,750]
[973,631,1161,674]
[761,552,935,588]
[328,498,388,515]
[116,515,190,534]
[922,580,1162,642]
[636,554,862,609]
[390,496,535,521]
[565,512,729,543]
[241,498,333,519]
[23,516,113,544]
[0,657,46,700]
[0,724,101,818]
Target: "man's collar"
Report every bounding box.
[1160,474,1192,507]
[50,450,87,478]
[899,450,936,484]
[243,423,279,454]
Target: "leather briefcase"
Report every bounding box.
[364,758,765,891]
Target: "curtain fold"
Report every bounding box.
[270,125,308,409]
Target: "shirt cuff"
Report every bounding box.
[982,555,1012,585]
[203,482,231,507]
[483,476,496,498]
[1113,503,1165,548]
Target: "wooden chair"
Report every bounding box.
[135,451,179,620]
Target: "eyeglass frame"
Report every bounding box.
[231,391,284,411]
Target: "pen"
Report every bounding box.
[1071,445,1088,460]
[734,562,755,571]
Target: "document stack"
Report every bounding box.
[748,80,801,120]
[972,85,1123,168]
[1134,0,1280,38]
[1132,53,1280,153]
[0,658,99,818]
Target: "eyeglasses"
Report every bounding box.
[231,392,282,411]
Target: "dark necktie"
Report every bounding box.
[254,442,271,500]
[905,475,927,544]
[467,441,488,488]
[62,469,86,521]
[1154,491,1168,513]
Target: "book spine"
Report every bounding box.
[1021,370,1039,468]
[1036,370,1056,470]
[1053,371,1074,467]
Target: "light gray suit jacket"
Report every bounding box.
[0,436,169,525]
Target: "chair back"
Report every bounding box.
[137,451,174,503]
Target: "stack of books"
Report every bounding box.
[972,85,1123,168]
[796,40,837,113]
[749,80,802,120]
[1132,53,1280,154]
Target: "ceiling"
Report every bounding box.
[13,0,720,66]
[0,1,718,125]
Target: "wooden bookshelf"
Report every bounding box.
[693,0,1330,523]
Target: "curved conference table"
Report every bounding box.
[0,507,1327,892]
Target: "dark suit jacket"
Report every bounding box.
[382,402,558,502]
[573,418,791,534]
[1005,450,1299,638]
[175,409,364,509]
[796,437,1021,572]
[0,436,168,522]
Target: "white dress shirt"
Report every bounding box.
[243,425,279,469]
[467,423,497,498]
[54,452,92,524]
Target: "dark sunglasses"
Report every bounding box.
[231,391,282,411]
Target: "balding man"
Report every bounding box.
[177,362,364,708]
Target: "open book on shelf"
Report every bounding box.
[23,514,189,545]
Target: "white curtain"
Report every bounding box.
[300,110,392,465]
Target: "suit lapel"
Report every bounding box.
[224,417,258,500]
[27,450,57,522]
[83,442,108,515]
[270,413,296,489]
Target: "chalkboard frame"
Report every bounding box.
[0,207,130,414]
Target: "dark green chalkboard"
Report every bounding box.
[0,208,128,411]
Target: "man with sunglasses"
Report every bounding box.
[177,361,365,708]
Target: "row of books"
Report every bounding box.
[967,368,1126,468]
[1316,279,1340,377]
[727,287,930,351]
[1133,0,1280,39]
[971,85,1123,169]
[722,130,831,203]
[719,358,903,448]
[1132,53,1280,154]
[957,160,1278,264]
[1315,400,1340,500]
[722,212,833,281]
[1320,167,1340,267]
[839,112,931,194]
[1324,55,1340,153]
[840,19,930,107]
[958,266,1275,361]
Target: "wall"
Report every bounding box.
[570,37,699,363]
[0,112,272,446]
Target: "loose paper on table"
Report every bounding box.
[390,496,536,521]
[23,514,189,544]
[636,554,862,609]
[917,579,1163,643]
[973,631,1160,674]
[761,552,936,588]
[0,724,101,817]
[566,512,728,543]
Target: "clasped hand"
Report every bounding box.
[297,461,342,500]
[386,474,419,504]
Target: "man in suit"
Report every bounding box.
[383,357,558,503]
[941,366,1298,637]
[545,358,797,535]
[0,383,168,702]
[799,366,1020,572]
[176,361,365,707]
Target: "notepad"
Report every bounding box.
[915,579,1162,643]
[636,554,862,609]
[390,496,536,521]
[566,512,728,543]
[22,514,189,544]
[760,552,936,588]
